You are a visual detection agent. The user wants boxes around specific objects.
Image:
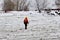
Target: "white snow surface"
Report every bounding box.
[0,11,60,40]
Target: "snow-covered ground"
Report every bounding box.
[0,11,60,40]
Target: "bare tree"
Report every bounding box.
[16,0,19,11]
[15,0,25,11]
[3,0,15,12]
[55,0,60,9]
[19,0,25,11]
[18,0,29,11]
[36,0,48,12]
[3,0,29,11]
[42,0,47,9]
[36,0,41,12]
[24,4,29,11]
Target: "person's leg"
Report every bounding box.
[25,24,27,29]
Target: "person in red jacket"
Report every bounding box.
[24,17,29,29]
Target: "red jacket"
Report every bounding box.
[24,17,28,24]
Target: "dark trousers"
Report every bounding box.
[25,24,27,29]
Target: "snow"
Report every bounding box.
[0,11,60,40]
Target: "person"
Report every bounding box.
[24,17,29,29]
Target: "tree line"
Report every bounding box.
[3,0,60,12]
